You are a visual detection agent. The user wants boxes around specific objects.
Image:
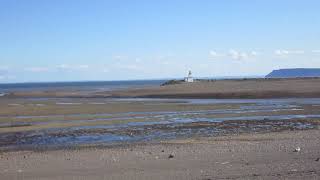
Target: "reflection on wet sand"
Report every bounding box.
[0,98,320,150]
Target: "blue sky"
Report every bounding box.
[0,0,320,82]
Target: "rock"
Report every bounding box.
[293,147,301,152]
[161,150,164,152]
[168,154,174,159]
[315,158,320,162]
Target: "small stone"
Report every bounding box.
[293,147,301,152]
[161,150,164,152]
[168,154,174,159]
[315,158,320,162]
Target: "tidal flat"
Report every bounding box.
[1,92,320,179]
[1,97,320,151]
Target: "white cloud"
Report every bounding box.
[0,66,9,71]
[57,64,89,70]
[102,69,109,73]
[160,61,171,65]
[250,51,258,56]
[113,55,128,60]
[135,58,142,63]
[125,65,140,70]
[209,50,218,57]
[0,75,15,81]
[118,64,141,71]
[274,49,305,56]
[78,65,89,69]
[209,50,259,60]
[209,50,225,58]
[155,53,175,61]
[24,67,50,72]
[275,50,289,56]
[228,49,251,60]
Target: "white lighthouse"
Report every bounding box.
[184,70,194,83]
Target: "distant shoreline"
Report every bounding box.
[3,77,320,99]
[109,77,320,99]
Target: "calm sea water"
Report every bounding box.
[0,80,167,92]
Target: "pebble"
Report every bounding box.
[168,154,174,159]
[293,147,301,152]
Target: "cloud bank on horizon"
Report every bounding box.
[0,0,319,83]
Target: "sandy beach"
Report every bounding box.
[1,129,320,180]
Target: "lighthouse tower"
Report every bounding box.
[184,70,194,82]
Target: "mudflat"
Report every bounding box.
[7,78,320,99]
[1,129,320,180]
[109,78,320,99]
[2,79,320,179]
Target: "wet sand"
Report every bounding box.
[1,97,320,149]
[6,78,320,99]
[109,78,320,99]
[1,129,320,180]
[2,79,320,179]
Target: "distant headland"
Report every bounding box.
[266,68,320,78]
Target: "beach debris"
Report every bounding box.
[168,154,174,159]
[315,158,320,162]
[293,147,301,152]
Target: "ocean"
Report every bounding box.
[0,80,167,93]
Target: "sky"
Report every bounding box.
[0,0,320,83]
